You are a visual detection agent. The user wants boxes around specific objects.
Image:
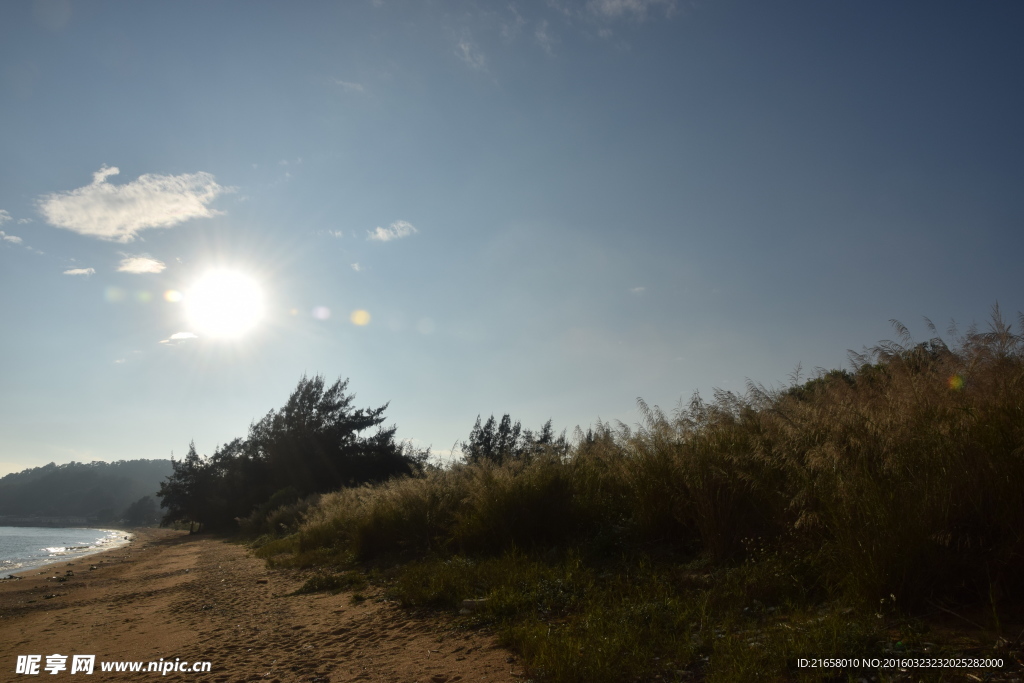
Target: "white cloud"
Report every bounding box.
[630,286,646,294]
[63,267,95,276]
[37,166,229,242]
[114,358,126,364]
[368,220,418,242]
[159,331,198,345]
[587,0,676,20]
[118,255,166,274]
[17,218,32,224]
[0,213,25,244]
[333,79,365,93]
[456,41,487,71]
[351,262,362,272]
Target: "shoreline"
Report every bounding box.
[0,528,519,680]
[2,527,134,579]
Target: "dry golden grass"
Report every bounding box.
[254,306,1024,681]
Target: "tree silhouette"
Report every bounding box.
[158,442,209,532]
[157,375,416,531]
[461,414,566,465]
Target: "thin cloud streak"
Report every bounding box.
[333,79,365,93]
[63,268,95,276]
[535,20,555,54]
[587,0,676,20]
[159,331,198,344]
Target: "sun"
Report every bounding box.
[184,270,264,339]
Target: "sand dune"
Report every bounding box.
[0,529,521,681]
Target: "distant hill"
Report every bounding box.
[0,460,173,526]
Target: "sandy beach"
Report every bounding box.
[0,529,521,681]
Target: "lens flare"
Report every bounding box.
[350,310,371,326]
[948,374,964,390]
[164,290,183,303]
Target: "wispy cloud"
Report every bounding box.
[368,220,418,242]
[501,5,526,40]
[63,267,95,276]
[0,209,10,224]
[629,286,646,294]
[333,79,365,93]
[456,41,487,71]
[535,20,556,53]
[37,166,229,242]
[587,0,676,20]
[117,255,166,274]
[351,262,362,272]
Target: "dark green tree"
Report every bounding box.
[158,441,215,532]
[157,375,416,531]
[250,375,410,495]
[122,495,160,526]
[462,415,567,465]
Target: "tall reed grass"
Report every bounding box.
[257,307,1024,680]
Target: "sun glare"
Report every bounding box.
[185,270,264,339]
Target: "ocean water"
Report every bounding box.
[0,527,130,576]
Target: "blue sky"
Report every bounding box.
[2,0,1022,476]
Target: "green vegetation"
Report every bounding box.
[0,459,171,525]
[157,374,427,532]
[255,308,1024,681]
[121,494,161,526]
